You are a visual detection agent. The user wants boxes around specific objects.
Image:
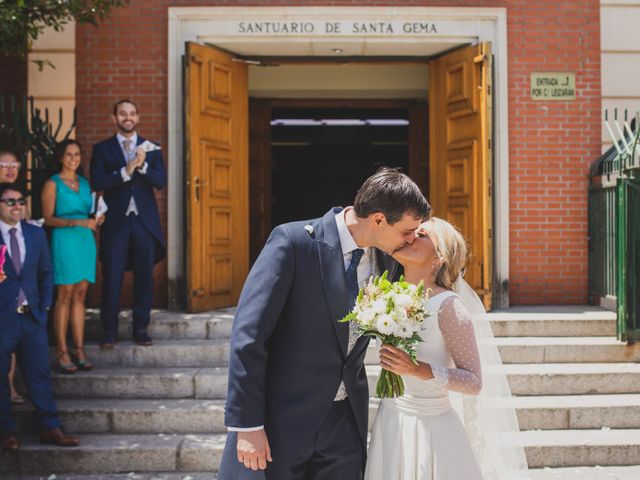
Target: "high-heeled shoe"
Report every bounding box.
[57,350,78,374]
[71,346,93,371]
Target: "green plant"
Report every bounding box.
[0,0,129,57]
[0,95,76,217]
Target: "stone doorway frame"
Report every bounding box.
[167,6,510,308]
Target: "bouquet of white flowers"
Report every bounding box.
[339,271,432,398]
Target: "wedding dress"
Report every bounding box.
[365,290,483,480]
[365,282,529,480]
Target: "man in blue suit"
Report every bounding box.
[218,168,431,479]
[0,183,79,450]
[90,99,167,348]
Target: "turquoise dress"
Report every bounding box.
[50,174,97,285]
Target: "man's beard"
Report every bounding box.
[118,122,136,134]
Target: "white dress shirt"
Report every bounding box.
[117,132,148,216]
[333,207,373,400]
[228,207,373,432]
[0,219,27,305]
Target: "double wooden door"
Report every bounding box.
[183,42,494,311]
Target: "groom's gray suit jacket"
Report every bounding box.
[220,207,400,479]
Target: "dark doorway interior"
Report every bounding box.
[270,107,409,228]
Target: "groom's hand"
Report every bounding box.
[237,429,272,471]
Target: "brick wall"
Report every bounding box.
[75,0,602,306]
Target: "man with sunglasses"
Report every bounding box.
[0,183,80,450]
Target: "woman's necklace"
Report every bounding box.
[60,175,79,191]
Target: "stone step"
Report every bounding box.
[527,465,640,479]
[501,363,640,396]
[48,368,228,399]
[48,340,230,368]
[7,467,640,480]
[84,308,235,341]
[45,335,633,371]
[15,393,640,435]
[510,394,640,430]
[45,363,640,400]
[0,433,225,475]
[82,306,615,341]
[3,429,639,474]
[488,306,616,337]
[4,475,218,480]
[364,337,638,365]
[493,337,640,363]
[13,399,226,434]
[520,428,640,468]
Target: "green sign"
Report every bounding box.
[531,72,576,101]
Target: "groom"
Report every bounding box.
[219,168,431,480]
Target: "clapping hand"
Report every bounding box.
[125,147,146,176]
[0,270,6,284]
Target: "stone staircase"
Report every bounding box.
[3,306,640,479]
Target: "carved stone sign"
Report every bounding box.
[531,72,576,101]
[236,21,438,35]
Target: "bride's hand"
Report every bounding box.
[379,344,433,380]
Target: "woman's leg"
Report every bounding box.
[70,281,90,364]
[54,284,76,370]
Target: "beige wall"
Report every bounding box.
[28,24,76,137]
[601,0,640,152]
[249,64,429,99]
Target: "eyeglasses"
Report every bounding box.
[0,198,26,206]
[0,162,20,170]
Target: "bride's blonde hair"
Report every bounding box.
[428,217,469,289]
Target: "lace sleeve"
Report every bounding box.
[430,296,483,395]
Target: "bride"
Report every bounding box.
[364,218,529,480]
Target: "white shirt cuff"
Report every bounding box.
[120,166,131,182]
[139,162,148,175]
[227,425,264,432]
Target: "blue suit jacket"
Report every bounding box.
[90,135,166,265]
[223,208,399,478]
[0,221,54,335]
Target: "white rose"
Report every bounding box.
[393,293,413,309]
[394,323,412,339]
[357,309,376,326]
[372,299,387,314]
[376,314,396,336]
[390,307,408,324]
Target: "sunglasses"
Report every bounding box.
[0,162,20,169]
[0,198,26,206]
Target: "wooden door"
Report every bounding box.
[185,42,249,312]
[429,43,493,309]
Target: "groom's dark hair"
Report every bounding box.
[354,167,431,224]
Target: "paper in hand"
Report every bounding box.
[140,140,161,152]
[90,192,109,219]
[96,196,108,218]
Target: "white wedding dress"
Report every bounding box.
[365,290,484,480]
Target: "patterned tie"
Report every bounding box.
[346,248,365,306]
[123,139,134,161]
[9,228,26,306]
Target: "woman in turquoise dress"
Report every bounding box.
[42,140,102,373]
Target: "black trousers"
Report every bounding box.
[284,400,364,480]
[218,400,364,480]
[100,215,157,339]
